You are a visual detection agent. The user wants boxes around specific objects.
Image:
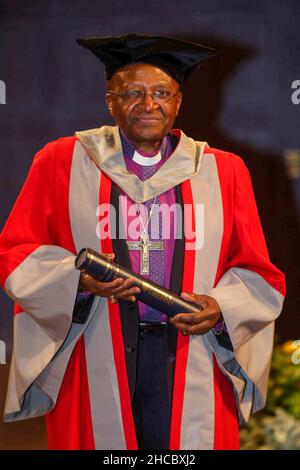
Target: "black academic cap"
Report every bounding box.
[76,33,218,84]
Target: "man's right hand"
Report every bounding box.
[78,253,140,303]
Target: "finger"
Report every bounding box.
[172,319,212,336]
[79,272,104,293]
[95,277,124,295]
[114,286,141,300]
[110,277,136,294]
[102,253,115,260]
[84,274,123,290]
[185,320,212,336]
[170,312,213,328]
[109,291,138,303]
[170,307,216,325]
[109,278,139,296]
[180,292,207,308]
[170,313,198,324]
[79,271,94,288]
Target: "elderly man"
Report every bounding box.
[0,34,285,450]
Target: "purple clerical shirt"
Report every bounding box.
[119,130,178,323]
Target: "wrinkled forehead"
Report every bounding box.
[107,62,180,89]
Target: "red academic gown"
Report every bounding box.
[0,129,286,450]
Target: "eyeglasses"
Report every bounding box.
[106,89,180,104]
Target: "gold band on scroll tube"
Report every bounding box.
[141,281,174,305]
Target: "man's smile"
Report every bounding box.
[131,115,165,124]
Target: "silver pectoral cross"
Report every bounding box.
[127,233,164,275]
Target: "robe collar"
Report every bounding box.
[74,125,207,203]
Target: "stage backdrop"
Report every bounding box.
[0,0,299,449]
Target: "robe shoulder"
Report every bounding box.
[205,146,247,168]
[33,136,78,166]
[204,145,252,184]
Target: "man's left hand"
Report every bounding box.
[169,292,222,336]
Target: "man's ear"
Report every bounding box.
[105,93,113,114]
[176,91,183,116]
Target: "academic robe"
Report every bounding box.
[0,125,285,450]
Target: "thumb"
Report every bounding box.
[103,253,115,260]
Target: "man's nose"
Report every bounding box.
[139,93,159,110]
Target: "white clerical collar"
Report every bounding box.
[132,150,162,166]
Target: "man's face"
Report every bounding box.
[105,63,182,147]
